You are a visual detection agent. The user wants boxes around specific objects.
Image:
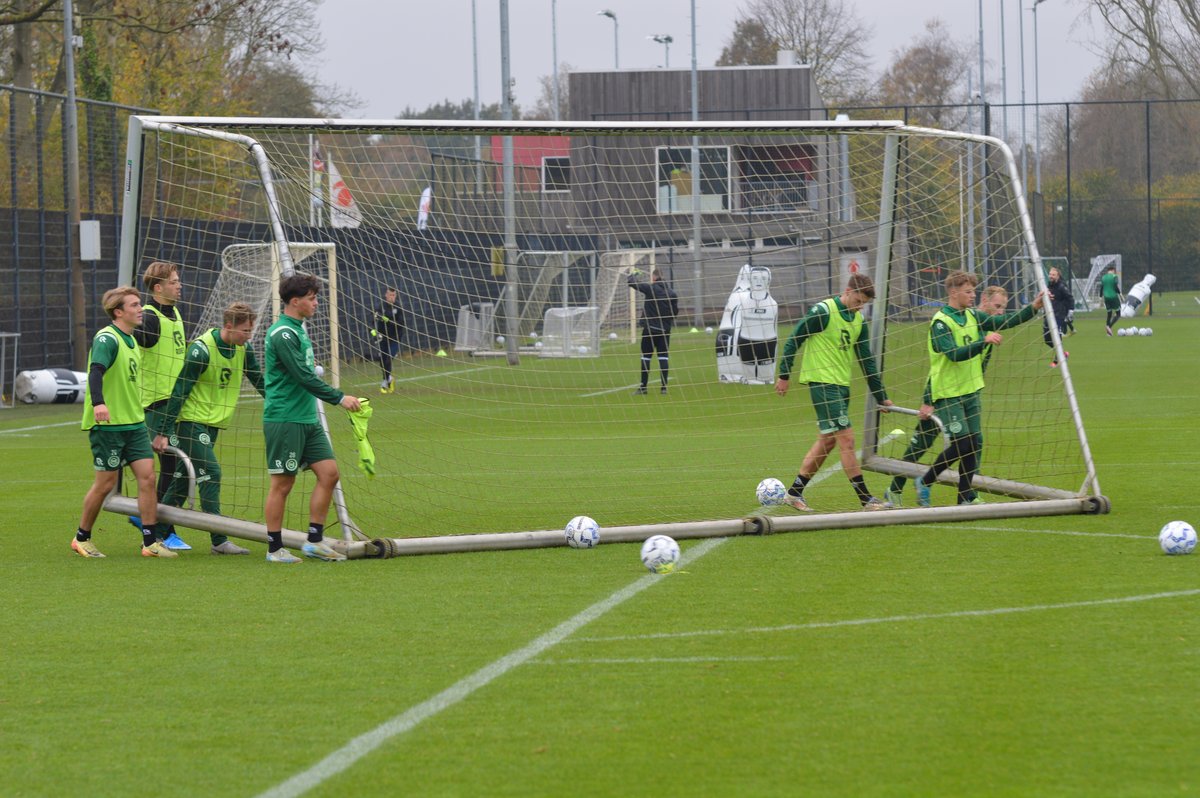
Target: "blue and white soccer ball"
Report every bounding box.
[756,477,787,506]
[640,534,681,574]
[1158,520,1196,555]
[565,515,600,549]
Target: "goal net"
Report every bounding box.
[114,118,1105,552]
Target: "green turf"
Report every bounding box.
[2,315,1197,796]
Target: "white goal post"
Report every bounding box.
[110,116,1107,557]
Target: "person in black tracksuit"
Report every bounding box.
[371,287,405,392]
[628,269,679,395]
[1043,266,1073,367]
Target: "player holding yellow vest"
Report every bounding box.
[132,261,192,550]
[72,286,176,559]
[152,302,266,555]
[774,273,894,511]
[914,270,1045,507]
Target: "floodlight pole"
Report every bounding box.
[650,34,673,68]
[63,0,87,369]
[1033,0,1048,193]
[690,0,702,327]
[598,9,619,69]
[552,0,561,119]
[500,0,519,365]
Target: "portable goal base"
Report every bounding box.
[114,116,1104,548]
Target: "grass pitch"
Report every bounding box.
[2,312,1198,796]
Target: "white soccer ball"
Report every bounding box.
[496,335,506,344]
[608,332,618,340]
[1129,327,1142,336]
[1116,328,1128,337]
[1140,327,1153,336]
[756,477,787,506]
[640,534,681,574]
[705,326,714,334]
[577,345,589,354]
[534,341,544,349]
[1159,521,1197,555]
[314,365,325,376]
[564,515,600,549]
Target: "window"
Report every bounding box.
[656,146,730,213]
[735,143,817,213]
[542,156,570,193]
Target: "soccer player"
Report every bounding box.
[130,260,192,550]
[73,286,177,558]
[774,272,895,511]
[885,284,1011,507]
[1043,266,1073,367]
[371,287,405,393]
[913,270,1045,507]
[628,269,679,395]
[262,272,361,563]
[1101,264,1122,336]
[151,302,265,555]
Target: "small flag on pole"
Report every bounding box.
[328,156,362,229]
[417,185,433,231]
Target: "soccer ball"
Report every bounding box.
[534,341,544,349]
[496,335,506,344]
[756,477,787,506]
[1116,328,1128,337]
[1140,327,1153,337]
[1158,521,1197,555]
[608,332,618,340]
[705,326,714,334]
[640,535,681,574]
[564,515,600,549]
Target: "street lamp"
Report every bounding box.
[649,33,673,68]
[1033,0,1049,193]
[598,9,618,69]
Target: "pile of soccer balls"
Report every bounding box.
[1116,327,1153,337]
[1158,520,1196,555]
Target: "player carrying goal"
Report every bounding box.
[774,273,894,512]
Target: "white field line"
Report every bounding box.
[581,383,642,398]
[929,523,1150,540]
[256,536,728,798]
[348,365,499,390]
[530,655,792,665]
[0,420,78,435]
[571,589,1200,644]
[256,430,889,797]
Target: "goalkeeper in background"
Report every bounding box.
[627,269,679,395]
[151,302,265,555]
[262,272,361,563]
[371,287,405,393]
[913,270,1045,507]
[774,272,894,512]
[885,284,1010,507]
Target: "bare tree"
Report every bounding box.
[739,0,875,104]
[1089,0,1200,100]
[528,63,572,121]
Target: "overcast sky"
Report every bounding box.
[313,0,1104,119]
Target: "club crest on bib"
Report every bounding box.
[198,432,212,445]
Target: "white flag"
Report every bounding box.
[328,156,362,229]
[417,185,433,231]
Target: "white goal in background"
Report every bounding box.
[113,117,1106,557]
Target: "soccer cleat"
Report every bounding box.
[884,488,903,508]
[1106,325,1113,337]
[71,538,106,558]
[916,481,932,507]
[161,532,192,551]
[127,515,142,531]
[785,494,813,512]
[211,541,250,555]
[141,541,179,558]
[862,497,892,511]
[302,541,347,561]
[660,386,668,395]
[1050,360,1058,368]
[959,496,986,506]
[266,548,302,564]
[632,386,647,395]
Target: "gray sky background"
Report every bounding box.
[314,0,1104,119]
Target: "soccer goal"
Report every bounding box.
[111,117,1106,557]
